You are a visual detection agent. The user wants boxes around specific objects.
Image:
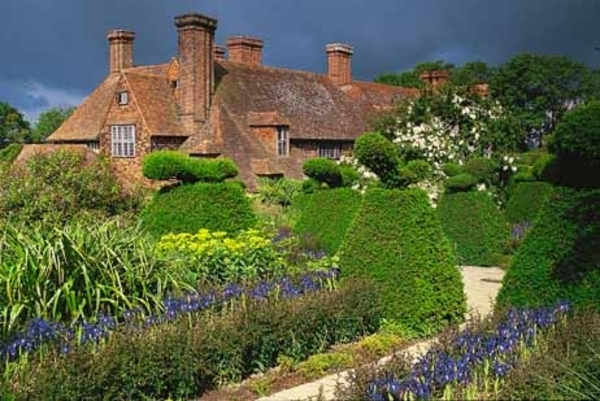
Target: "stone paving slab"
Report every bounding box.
[258,266,505,401]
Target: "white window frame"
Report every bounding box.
[111,125,136,158]
[117,91,129,105]
[318,141,343,159]
[277,126,289,157]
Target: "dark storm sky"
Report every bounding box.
[1,0,599,122]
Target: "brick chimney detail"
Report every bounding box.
[326,43,353,86]
[107,30,135,73]
[227,36,264,65]
[213,45,226,61]
[175,13,218,134]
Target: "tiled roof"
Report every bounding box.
[47,74,120,141]
[48,64,184,141]
[182,60,417,188]
[124,72,185,136]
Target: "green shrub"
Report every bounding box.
[301,178,323,194]
[256,177,302,206]
[399,159,432,184]
[0,143,22,164]
[0,219,191,337]
[142,150,191,181]
[438,191,510,266]
[443,162,463,177]
[497,187,600,309]
[464,157,498,182]
[141,182,256,237]
[187,158,239,183]
[157,229,287,284]
[143,151,238,183]
[0,148,137,225]
[354,132,400,187]
[532,152,555,179]
[446,173,478,192]
[302,158,343,188]
[14,279,379,400]
[294,188,362,254]
[547,101,600,188]
[339,188,466,336]
[511,167,536,183]
[506,182,555,224]
[340,165,360,187]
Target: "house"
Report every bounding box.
[47,12,418,189]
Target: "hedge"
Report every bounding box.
[339,188,466,336]
[546,101,600,188]
[143,151,238,183]
[141,182,256,236]
[438,191,510,266]
[497,187,600,309]
[302,158,343,188]
[354,132,399,187]
[13,279,379,400]
[294,188,362,254]
[506,181,554,224]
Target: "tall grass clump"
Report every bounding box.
[0,219,191,338]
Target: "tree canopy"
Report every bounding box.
[491,53,588,145]
[0,102,31,148]
[31,107,75,143]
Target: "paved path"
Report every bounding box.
[258,266,505,401]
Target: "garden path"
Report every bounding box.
[257,266,505,401]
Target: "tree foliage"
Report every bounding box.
[0,102,31,148]
[491,53,588,144]
[31,107,75,143]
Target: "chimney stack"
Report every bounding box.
[226,36,264,65]
[213,45,226,61]
[175,13,218,133]
[107,30,135,73]
[326,43,353,86]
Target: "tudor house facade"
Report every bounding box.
[47,12,417,188]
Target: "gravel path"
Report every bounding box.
[257,266,505,401]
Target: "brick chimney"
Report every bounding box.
[107,30,135,73]
[226,36,263,65]
[419,70,450,89]
[326,43,353,86]
[175,13,218,133]
[213,45,226,61]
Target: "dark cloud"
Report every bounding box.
[1,0,599,120]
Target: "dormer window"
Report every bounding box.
[277,126,289,157]
[117,91,129,105]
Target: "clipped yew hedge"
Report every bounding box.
[294,188,362,254]
[438,191,510,267]
[141,182,256,237]
[497,187,600,309]
[339,188,466,336]
[506,181,554,224]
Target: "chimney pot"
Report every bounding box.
[226,36,264,65]
[213,45,226,61]
[107,30,135,73]
[419,70,449,88]
[326,43,353,86]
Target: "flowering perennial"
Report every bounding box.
[366,300,571,401]
[0,268,340,362]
